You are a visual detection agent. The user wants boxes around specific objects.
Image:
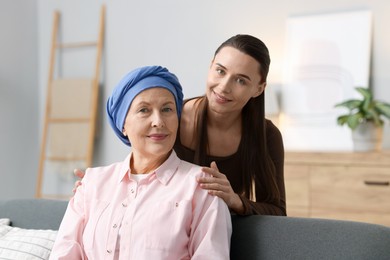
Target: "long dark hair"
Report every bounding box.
[193,34,280,203]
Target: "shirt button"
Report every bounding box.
[122,202,127,207]
[113,224,117,228]
[107,249,112,254]
[131,189,134,193]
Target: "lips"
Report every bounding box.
[148,134,168,141]
[213,91,231,103]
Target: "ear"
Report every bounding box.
[252,82,266,98]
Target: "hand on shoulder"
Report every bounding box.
[72,169,85,194]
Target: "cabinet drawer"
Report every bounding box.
[285,165,309,208]
[311,166,390,214]
[288,206,309,217]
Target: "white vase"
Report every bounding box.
[352,121,383,152]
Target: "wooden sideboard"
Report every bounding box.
[284,151,390,226]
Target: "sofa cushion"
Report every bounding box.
[0,218,10,225]
[0,224,57,260]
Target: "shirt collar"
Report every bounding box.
[118,154,132,183]
[118,150,180,185]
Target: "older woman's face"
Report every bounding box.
[123,88,178,160]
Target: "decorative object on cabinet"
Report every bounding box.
[335,87,390,151]
[284,151,390,227]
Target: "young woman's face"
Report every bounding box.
[123,88,178,159]
[206,46,266,115]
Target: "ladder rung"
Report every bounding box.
[46,156,87,161]
[49,118,90,123]
[56,41,97,48]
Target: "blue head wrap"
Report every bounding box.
[107,65,184,146]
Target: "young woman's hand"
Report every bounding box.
[72,169,85,194]
[198,161,244,214]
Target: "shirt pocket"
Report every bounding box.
[83,200,110,251]
[145,200,192,251]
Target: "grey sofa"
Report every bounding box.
[1,199,390,259]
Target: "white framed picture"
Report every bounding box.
[280,10,373,151]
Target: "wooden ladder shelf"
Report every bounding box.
[36,6,105,199]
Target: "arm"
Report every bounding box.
[189,182,232,259]
[239,120,286,215]
[199,120,286,216]
[50,174,87,259]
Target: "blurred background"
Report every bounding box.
[1,0,389,200]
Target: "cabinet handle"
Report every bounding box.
[364,180,389,186]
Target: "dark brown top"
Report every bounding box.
[174,119,286,216]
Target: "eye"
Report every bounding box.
[236,77,247,85]
[138,107,149,113]
[216,68,225,75]
[162,106,174,113]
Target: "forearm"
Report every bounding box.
[50,185,86,259]
[238,194,287,216]
[264,120,286,216]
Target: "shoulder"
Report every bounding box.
[83,161,124,184]
[265,119,283,144]
[178,159,204,176]
[265,119,284,163]
[175,159,214,185]
[85,161,123,175]
[180,97,202,148]
[181,98,199,126]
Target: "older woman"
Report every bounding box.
[50,66,232,260]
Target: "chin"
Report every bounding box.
[147,145,173,157]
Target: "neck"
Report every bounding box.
[130,151,171,174]
[207,106,242,129]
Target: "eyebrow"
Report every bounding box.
[215,63,252,82]
[162,101,175,106]
[134,100,175,106]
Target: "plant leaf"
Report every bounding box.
[336,115,350,126]
[375,102,390,119]
[346,113,362,130]
[356,87,372,101]
[356,88,372,113]
[334,100,361,110]
[335,86,390,130]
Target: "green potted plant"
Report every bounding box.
[335,87,390,151]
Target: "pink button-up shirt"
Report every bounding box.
[50,151,232,260]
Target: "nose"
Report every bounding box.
[218,77,232,94]
[151,111,165,128]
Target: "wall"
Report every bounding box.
[36,0,390,167]
[0,0,39,199]
[2,0,389,198]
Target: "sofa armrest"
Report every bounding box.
[0,199,68,230]
[231,215,390,260]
